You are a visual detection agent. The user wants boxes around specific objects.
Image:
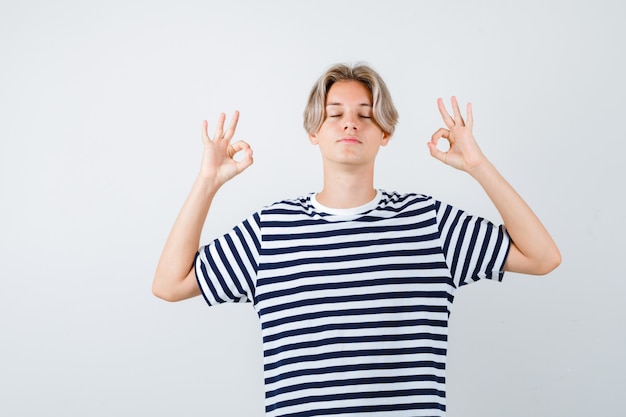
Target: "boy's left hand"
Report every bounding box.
[428,96,487,173]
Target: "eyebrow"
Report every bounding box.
[326,102,372,107]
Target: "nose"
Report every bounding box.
[343,114,358,131]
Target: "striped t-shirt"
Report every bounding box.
[195,189,510,417]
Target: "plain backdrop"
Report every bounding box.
[1,1,624,416]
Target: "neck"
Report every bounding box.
[316,163,377,209]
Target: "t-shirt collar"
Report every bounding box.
[311,189,382,216]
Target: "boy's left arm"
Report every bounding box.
[428,97,561,275]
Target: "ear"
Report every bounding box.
[308,133,319,145]
[380,132,391,147]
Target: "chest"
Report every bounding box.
[254,217,453,326]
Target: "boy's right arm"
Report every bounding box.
[152,111,253,302]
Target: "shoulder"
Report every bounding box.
[260,193,315,214]
[378,190,437,211]
[253,193,318,225]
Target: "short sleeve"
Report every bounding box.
[435,200,511,288]
[195,212,261,306]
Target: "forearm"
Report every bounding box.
[430,97,560,274]
[469,160,561,275]
[152,175,219,301]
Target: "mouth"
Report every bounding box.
[338,136,361,144]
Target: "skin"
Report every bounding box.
[152,81,561,302]
[428,96,561,274]
[152,112,252,301]
[308,81,390,208]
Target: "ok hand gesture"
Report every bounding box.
[428,97,487,173]
[200,111,253,187]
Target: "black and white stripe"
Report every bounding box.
[196,190,510,416]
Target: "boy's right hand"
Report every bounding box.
[200,111,253,187]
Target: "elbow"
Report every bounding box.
[152,283,171,302]
[536,248,562,275]
[507,244,562,276]
[152,278,179,302]
[152,269,198,302]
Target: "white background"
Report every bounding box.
[1,1,624,416]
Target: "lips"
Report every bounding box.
[339,136,361,143]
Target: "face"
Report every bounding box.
[309,80,390,169]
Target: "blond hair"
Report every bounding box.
[303,63,399,136]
